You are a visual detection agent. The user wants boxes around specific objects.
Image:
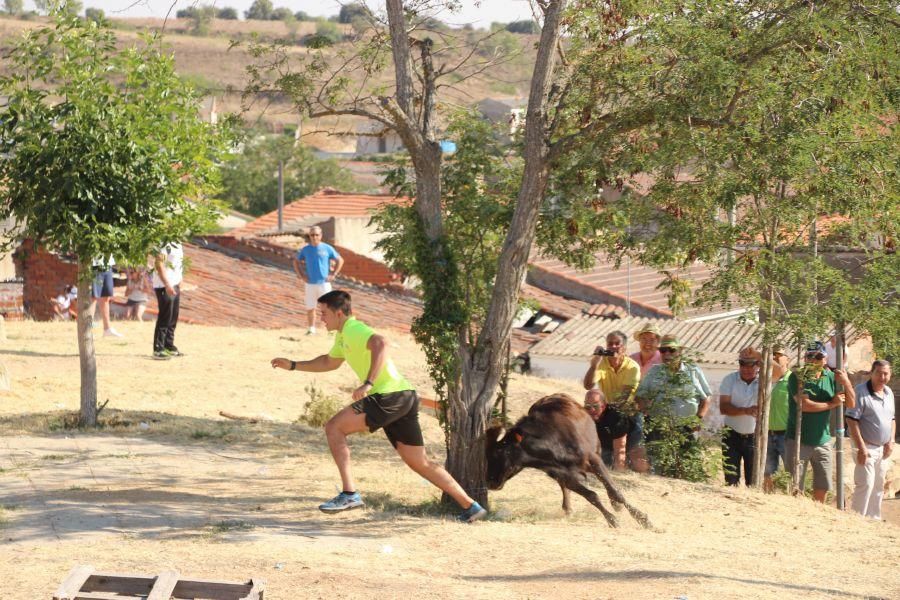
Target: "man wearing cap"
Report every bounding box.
[635,335,712,473]
[847,360,894,519]
[631,323,663,376]
[719,347,762,486]
[786,341,855,503]
[764,347,792,492]
[582,330,645,471]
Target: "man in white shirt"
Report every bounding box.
[151,243,184,360]
[847,360,895,519]
[719,347,762,486]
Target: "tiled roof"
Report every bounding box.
[227,189,409,238]
[519,283,624,320]
[528,253,738,320]
[529,315,780,366]
[178,243,420,332]
[170,243,539,355]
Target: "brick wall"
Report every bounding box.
[0,282,24,321]
[199,235,403,289]
[15,239,78,321]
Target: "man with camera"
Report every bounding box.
[582,330,645,471]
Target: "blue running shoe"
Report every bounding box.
[457,501,487,523]
[319,491,364,513]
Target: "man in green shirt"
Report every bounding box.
[271,290,487,523]
[786,341,855,503]
[764,347,790,492]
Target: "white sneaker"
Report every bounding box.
[103,328,124,338]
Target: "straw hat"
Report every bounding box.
[633,323,662,342]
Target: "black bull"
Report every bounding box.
[485,393,652,528]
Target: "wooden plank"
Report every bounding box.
[74,593,143,600]
[172,578,253,600]
[81,573,155,596]
[240,578,266,600]
[146,570,180,600]
[53,565,95,600]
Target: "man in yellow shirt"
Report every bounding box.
[271,290,486,523]
[582,330,645,471]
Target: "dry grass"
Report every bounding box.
[1,320,898,600]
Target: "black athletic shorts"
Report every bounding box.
[350,390,424,448]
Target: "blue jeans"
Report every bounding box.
[765,430,786,477]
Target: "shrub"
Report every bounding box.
[217,7,238,20]
[337,2,367,24]
[84,6,103,22]
[303,20,342,47]
[270,6,292,21]
[297,383,343,428]
[505,20,538,34]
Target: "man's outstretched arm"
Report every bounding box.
[271,354,343,372]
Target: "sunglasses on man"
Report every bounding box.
[659,347,679,354]
[738,359,759,366]
[805,352,825,360]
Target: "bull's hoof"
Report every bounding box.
[603,514,620,528]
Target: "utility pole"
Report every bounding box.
[277,160,284,233]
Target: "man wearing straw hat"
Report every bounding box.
[631,323,663,376]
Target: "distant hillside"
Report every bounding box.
[0,16,538,152]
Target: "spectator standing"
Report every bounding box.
[630,323,663,376]
[91,255,122,337]
[764,346,792,492]
[785,341,855,503]
[293,225,344,335]
[847,360,895,519]
[124,267,152,321]
[634,335,712,476]
[582,330,645,471]
[151,242,184,360]
[50,285,77,320]
[719,347,762,486]
[270,290,487,523]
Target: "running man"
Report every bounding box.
[270,289,487,523]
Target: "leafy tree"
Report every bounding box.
[218,136,360,216]
[337,2,368,24]
[217,6,238,20]
[4,0,24,16]
[294,10,311,21]
[550,0,898,489]
[244,0,273,21]
[190,5,216,35]
[271,7,292,21]
[175,6,197,18]
[0,12,232,426]
[505,20,537,34]
[83,6,103,22]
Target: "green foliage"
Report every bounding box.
[0,11,232,269]
[546,0,899,352]
[306,20,343,47]
[217,134,360,216]
[4,0,23,16]
[217,7,238,20]
[337,2,368,24]
[293,10,311,21]
[271,7,292,22]
[372,112,517,421]
[297,383,343,428]
[505,20,537,34]
[190,5,217,36]
[83,6,102,22]
[244,0,272,20]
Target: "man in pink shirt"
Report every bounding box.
[631,323,663,376]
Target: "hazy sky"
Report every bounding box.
[40,1,536,28]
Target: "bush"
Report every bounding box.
[244,0,272,20]
[294,10,311,21]
[644,414,715,482]
[297,383,343,428]
[84,6,103,22]
[175,7,197,19]
[270,6,292,21]
[303,20,342,47]
[337,2,368,24]
[217,7,238,20]
[505,20,538,34]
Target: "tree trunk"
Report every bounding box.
[752,345,772,488]
[76,260,98,427]
[443,366,495,507]
[791,372,804,495]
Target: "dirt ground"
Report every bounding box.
[1,321,898,599]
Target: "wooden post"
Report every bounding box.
[834,324,846,509]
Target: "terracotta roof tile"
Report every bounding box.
[228,189,410,238]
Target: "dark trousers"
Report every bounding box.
[723,429,755,486]
[153,285,180,352]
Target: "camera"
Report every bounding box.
[593,347,616,356]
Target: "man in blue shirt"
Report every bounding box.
[292,226,344,335]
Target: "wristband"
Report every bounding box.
[290,361,297,371]
[364,379,373,387]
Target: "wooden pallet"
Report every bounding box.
[53,566,265,600]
